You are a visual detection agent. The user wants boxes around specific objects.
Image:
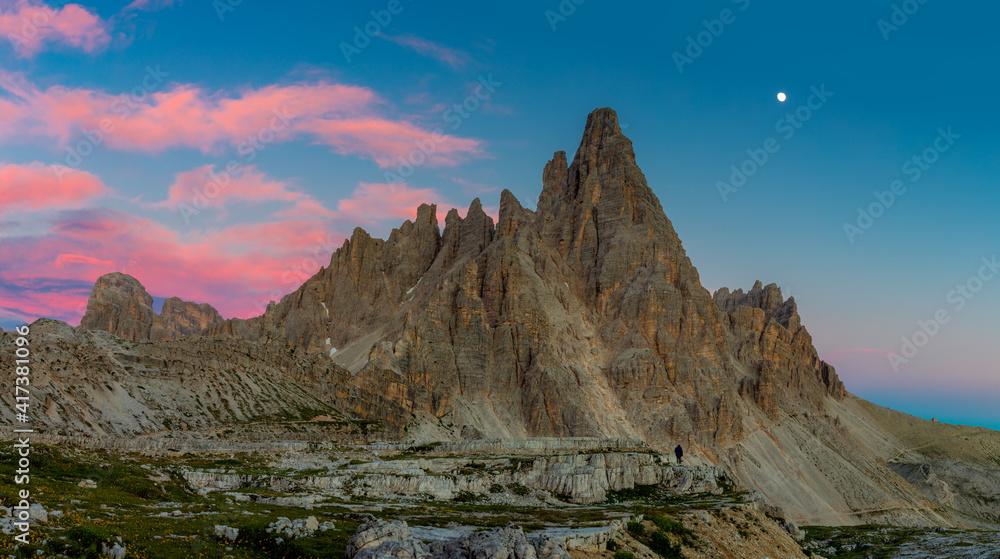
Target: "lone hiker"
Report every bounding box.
[674,445,684,465]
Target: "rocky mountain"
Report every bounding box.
[80,272,223,341]
[9,108,996,529]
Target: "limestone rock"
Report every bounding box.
[152,297,223,341]
[101,542,127,559]
[214,525,239,541]
[432,525,550,559]
[80,272,223,341]
[347,520,428,559]
[28,503,47,524]
[80,273,157,342]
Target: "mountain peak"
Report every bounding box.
[80,272,222,341]
[577,107,625,154]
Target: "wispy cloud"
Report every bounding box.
[381,34,471,69]
[0,162,108,216]
[147,164,304,211]
[0,0,111,58]
[335,182,452,225]
[0,73,485,168]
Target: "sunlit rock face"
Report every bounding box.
[81,272,223,341]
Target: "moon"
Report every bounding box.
[777,92,787,102]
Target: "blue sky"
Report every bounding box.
[0,0,997,428]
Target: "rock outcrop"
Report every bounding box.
[79,273,158,342]
[80,272,223,341]
[889,461,1000,525]
[154,296,223,341]
[714,281,845,418]
[0,318,400,438]
[346,520,573,559]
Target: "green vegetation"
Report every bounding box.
[410,442,442,453]
[508,483,531,496]
[0,445,359,558]
[801,525,925,559]
[626,513,694,559]
[452,490,484,503]
[649,514,697,547]
[613,551,634,559]
[626,520,645,537]
[648,531,685,558]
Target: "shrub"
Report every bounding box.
[508,483,531,496]
[56,525,113,559]
[453,490,483,503]
[648,532,684,559]
[650,515,697,545]
[613,551,634,559]
[626,521,646,537]
[606,539,619,551]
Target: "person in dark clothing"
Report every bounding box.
[674,445,684,465]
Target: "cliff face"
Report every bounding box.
[205,108,843,452]
[80,272,223,341]
[79,273,158,342]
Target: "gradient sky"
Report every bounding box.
[0,0,997,429]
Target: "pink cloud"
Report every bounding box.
[0,208,343,323]
[52,253,115,268]
[148,164,305,211]
[0,1,110,58]
[300,118,484,168]
[0,162,107,216]
[336,182,453,224]
[382,34,470,69]
[0,74,484,168]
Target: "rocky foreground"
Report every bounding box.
[1,439,994,558]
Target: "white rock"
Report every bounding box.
[214,525,239,541]
[28,503,47,524]
[101,542,126,559]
